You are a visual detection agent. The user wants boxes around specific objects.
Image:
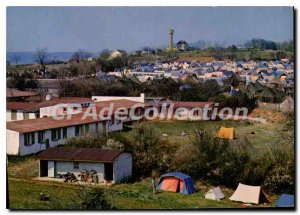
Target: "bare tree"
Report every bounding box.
[34,48,47,65]
[12,54,20,66]
[34,48,48,72]
[71,49,92,62]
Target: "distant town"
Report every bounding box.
[7,27,294,209]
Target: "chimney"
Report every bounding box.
[140,93,145,103]
[45,94,52,101]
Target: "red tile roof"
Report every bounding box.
[6,112,108,133]
[173,101,215,109]
[6,102,39,111]
[93,99,151,112]
[6,99,151,133]
[6,89,38,98]
[7,97,93,110]
[36,147,124,163]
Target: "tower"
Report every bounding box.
[169,29,174,50]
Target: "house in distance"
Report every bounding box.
[176,40,189,51]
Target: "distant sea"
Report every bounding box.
[6,52,98,65]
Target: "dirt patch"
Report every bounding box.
[178,56,215,62]
[249,109,287,123]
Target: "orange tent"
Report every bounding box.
[218,126,235,140]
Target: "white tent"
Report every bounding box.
[204,186,225,201]
[229,183,269,204]
[280,96,294,113]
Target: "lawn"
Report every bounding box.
[9,177,273,209]
[145,120,282,149]
[7,120,283,209]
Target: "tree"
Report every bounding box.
[173,129,229,180]
[34,48,48,68]
[99,49,110,60]
[202,79,220,98]
[126,122,175,177]
[71,49,92,62]
[12,54,20,65]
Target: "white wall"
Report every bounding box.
[6,110,11,122]
[92,93,145,103]
[6,110,37,122]
[6,130,20,155]
[113,153,132,182]
[8,121,109,156]
[55,161,104,181]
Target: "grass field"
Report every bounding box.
[7,120,283,209]
[147,120,282,149]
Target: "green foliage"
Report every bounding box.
[64,132,110,148]
[173,129,229,181]
[70,186,114,210]
[99,49,111,60]
[244,38,277,50]
[7,154,35,164]
[172,125,294,194]
[227,91,257,111]
[125,122,176,178]
[7,71,38,90]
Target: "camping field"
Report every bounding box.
[141,120,283,149]
[7,120,284,209]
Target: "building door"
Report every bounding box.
[48,161,55,177]
[104,163,113,181]
[40,160,48,177]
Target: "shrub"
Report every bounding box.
[126,122,176,178]
[262,143,294,194]
[173,129,229,181]
[71,186,114,210]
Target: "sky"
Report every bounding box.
[7,7,294,52]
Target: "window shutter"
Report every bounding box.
[51,129,55,141]
[31,133,35,144]
[38,132,41,143]
[75,126,79,136]
[24,134,28,145]
[58,128,61,139]
[63,127,67,139]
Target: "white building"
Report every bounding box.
[6,113,108,156]
[37,147,132,183]
[92,93,145,103]
[109,50,126,59]
[6,97,94,122]
[7,98,151,156]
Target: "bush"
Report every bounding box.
[172,126,294,194]
[262,143,294,194]
[125,122,176,178]
[71,186,114,210]
[173,129,229,181]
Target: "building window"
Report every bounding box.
[24,132,35,146]
[75,125,80,136]
[84,124,89,134]
[73,162,79,169]
[23,112,30,120]
[75,125,87,136]
[51,128,61,141]
[11,110,17,120]
[38,131,45,143]
[63,127,68,139]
